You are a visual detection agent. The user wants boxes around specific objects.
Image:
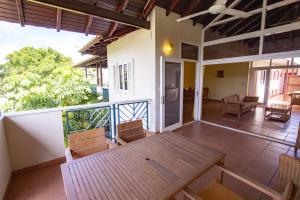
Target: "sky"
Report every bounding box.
[0,21,94,64]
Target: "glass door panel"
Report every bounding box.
[165,62,181,127]
[160,58,183,132]
[254,70,267,103]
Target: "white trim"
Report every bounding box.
[204,21,300,47]
[208,0,300,27]
[198,29,205,121]
[203,50,300,65]
[179,40,200,61]
[4,98,152,117]
[259,0,267,55]
[204,31,260,47]
[160,56,184,132]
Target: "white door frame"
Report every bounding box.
[160,56,184,132]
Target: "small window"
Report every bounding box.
[113,60,134,93]
[181,43,198,60]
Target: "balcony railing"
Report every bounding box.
[64,99,150,141]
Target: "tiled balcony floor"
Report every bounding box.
[202,101,300,144]
[6,122,299,200]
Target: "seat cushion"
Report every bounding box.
[238,94,245,102]
[224,95,239,104]
[199,180,245,200]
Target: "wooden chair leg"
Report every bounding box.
[216,159,225,184]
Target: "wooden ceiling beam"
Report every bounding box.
[16,0,25,27]
[28,0,150,29]
[56,8,62,32]
[166,0,180,16]
[85,0,97,36]
[216,0,256,34]
[85,16,93,36]
[141,0,156,19]
[108,0,130,37]
[182,0,200,16]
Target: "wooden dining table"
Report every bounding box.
[61,131,225,200]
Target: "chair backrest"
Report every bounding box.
[69,128,107,158]
[276,154,300,193]
[296,123,300,150]
[117,119,145,143]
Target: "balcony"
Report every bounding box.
[0,99,299,200]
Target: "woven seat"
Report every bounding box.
[198,180,244,200]
[184,154,299,200]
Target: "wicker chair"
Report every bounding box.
[183,154,300,200]
[65,128,116,162]
[116,119,153,145]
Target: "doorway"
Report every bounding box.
[160,57,183,132]
[183,61,196,124]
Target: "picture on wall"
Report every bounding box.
[217,70,224,78]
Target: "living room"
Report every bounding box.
[201,59,300,145]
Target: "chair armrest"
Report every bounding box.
[116,136,127,145]
[106,139,117,149]
[65,147,73,163]
[216,166,282,199]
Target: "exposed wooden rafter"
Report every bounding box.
[182,0,200,16]
[166,0,180,16]
[56,9,62,32]
[108,0,130,37]
[216,0,256,34]
[140,0,155,19]
[85,16,93,36]
[16,0,25,26]
[85,0,97,36]
[28,0,150,29]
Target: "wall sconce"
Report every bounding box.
[162,41,173,56]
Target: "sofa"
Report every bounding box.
[222,94,259,119]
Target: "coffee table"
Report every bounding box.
[264,104,292,123]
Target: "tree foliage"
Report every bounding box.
[0,47,98,112]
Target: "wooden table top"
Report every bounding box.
[61,132,225,200]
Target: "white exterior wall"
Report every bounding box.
[154,7,202,131]
[0,116,11,199]
[107,11,156,131]
[107,6,202,132]
[5,110,65,171]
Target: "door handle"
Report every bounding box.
[161,96,165,105]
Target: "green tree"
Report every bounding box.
[0,47,98,112]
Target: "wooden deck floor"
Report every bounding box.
[6,122,299,200]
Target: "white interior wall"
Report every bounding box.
[203,62,250,100]
[0,116,11,199]
[5,111,65,171]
